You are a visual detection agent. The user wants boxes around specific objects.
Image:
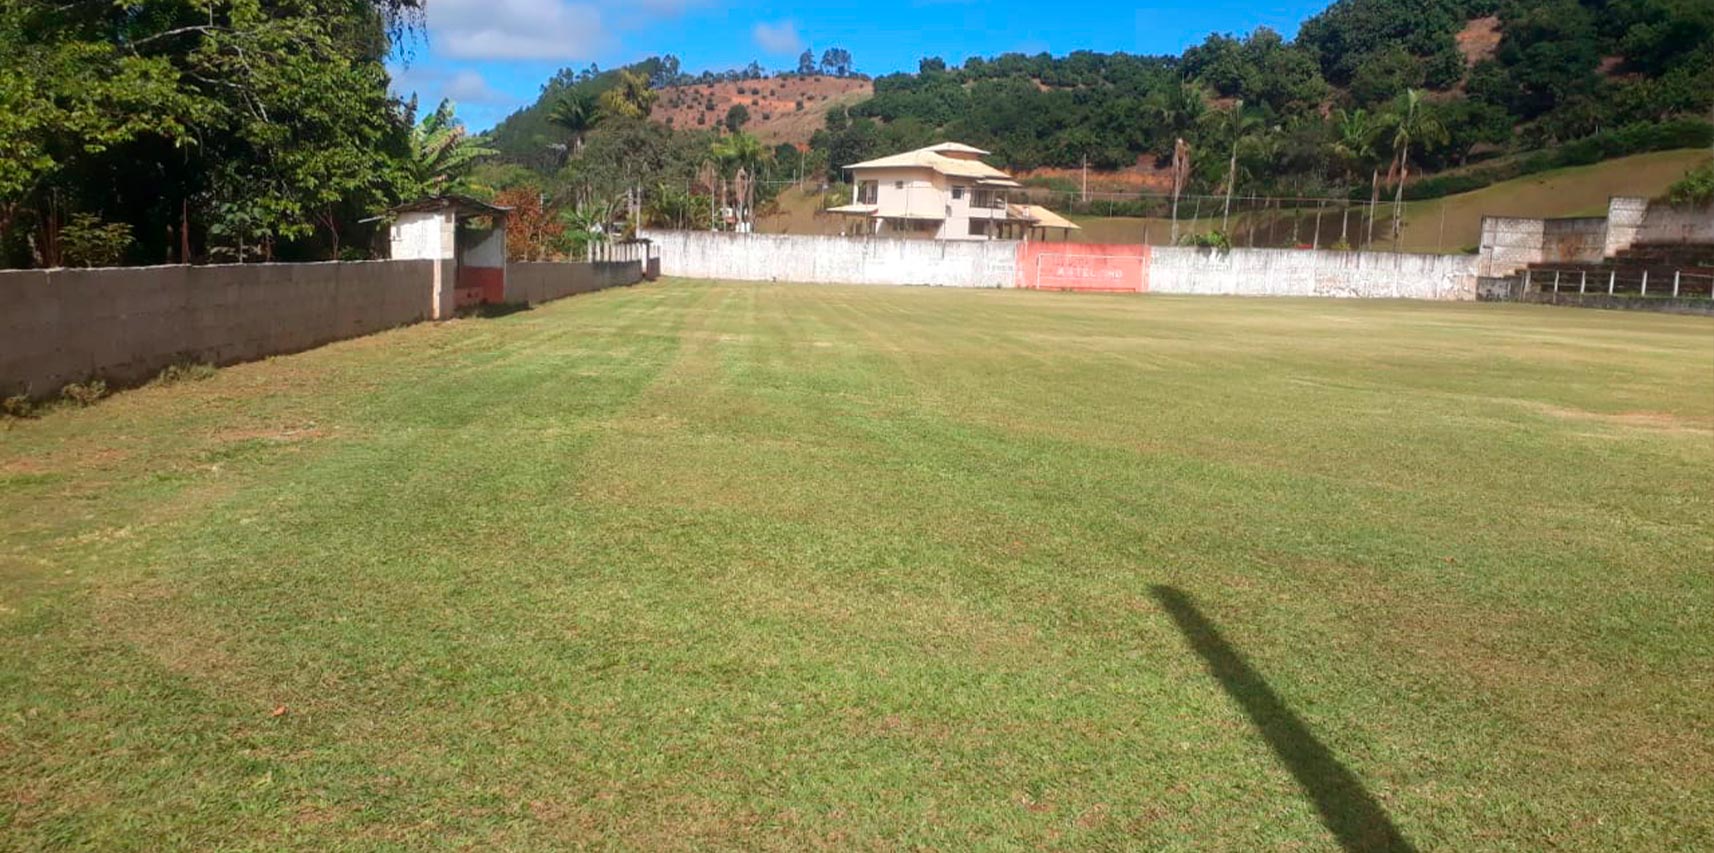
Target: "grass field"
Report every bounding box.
[3,280,1711,849]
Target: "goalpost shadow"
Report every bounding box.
[1149,584,1416,853]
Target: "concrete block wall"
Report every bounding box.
[1150,247,1478,300]
[641,230,1019,288]
[1638,202,1714,245]
[1604,196,1650,256]
[1477,217,1548,278]
[2,261,433,397]
[1477,197,1711,281]
[506,260,644,305]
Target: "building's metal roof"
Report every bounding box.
[387,194,512,218]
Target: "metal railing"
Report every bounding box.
[1523,267,1714,299]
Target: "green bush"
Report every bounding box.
[1667,162,1714,206]
[59,213,133,268]
[1178,230,1232,251]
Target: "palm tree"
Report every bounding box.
[1148,80,1207,142]
[1380,89,1448,245]
[548,90,602,156]
[712,132,767,229]
[1201,99,1263,232]
[406,99,496,198]
[1238,132,1282,246]
[1331,108,1381,246]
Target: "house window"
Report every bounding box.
[968,219,988,236]
[972,189,1004,209]
[894,180,905,190]
[857,181,877,204]
[951,186,965,200]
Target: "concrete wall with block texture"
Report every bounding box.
[506,261,644,305]
[1,261,433,398]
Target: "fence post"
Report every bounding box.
[1553,270,1561,293]
[1673,270,1681,297]
[1580,271,1587,294]
[1523,268,1531,292]
[1609,270,1616,294]
[1641,269,1648,296]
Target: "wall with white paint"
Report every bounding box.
[1149,247,1478,300]
[644,230,1478,299]
[641,230,1019,288]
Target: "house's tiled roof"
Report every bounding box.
[1009,204,1081,230]
[922,142,991,156]
[845,145,1014,181]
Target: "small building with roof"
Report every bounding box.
[385,195,511,315]
[827,142,1079,241]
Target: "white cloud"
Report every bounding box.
[429,0,608,61]
[752,20,802,55]
[444,70,507,105]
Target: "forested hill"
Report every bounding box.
[818,0,1712,187]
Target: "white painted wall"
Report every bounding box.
[1149,247,1478,300]
[641,230,1020,288]
[389,212,454,260]
[644,230,1480,299]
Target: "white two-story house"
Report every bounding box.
[828,142,1079,241]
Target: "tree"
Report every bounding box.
[1202,99,1264,231]
[797,49,816,76]
[405,100,497,199]
[548,90,603,155]
[1331,108,1383,245]
[711,132,768,228]
[724,104,751,133]
[1379,88,1449,243]
[1,0,425,267]
[597,70,658,120]
[493,185,562,261]
[820,48,854,77]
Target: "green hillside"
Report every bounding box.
[811,0,1713,203]
[760,149,1712,252]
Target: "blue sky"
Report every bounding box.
[389,1,1330,131]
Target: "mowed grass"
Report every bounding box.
[2,280,1711,849]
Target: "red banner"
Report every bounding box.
[1016,242,1149,293]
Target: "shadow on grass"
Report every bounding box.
[464,301,535,319]
[1150,585,1415,852]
